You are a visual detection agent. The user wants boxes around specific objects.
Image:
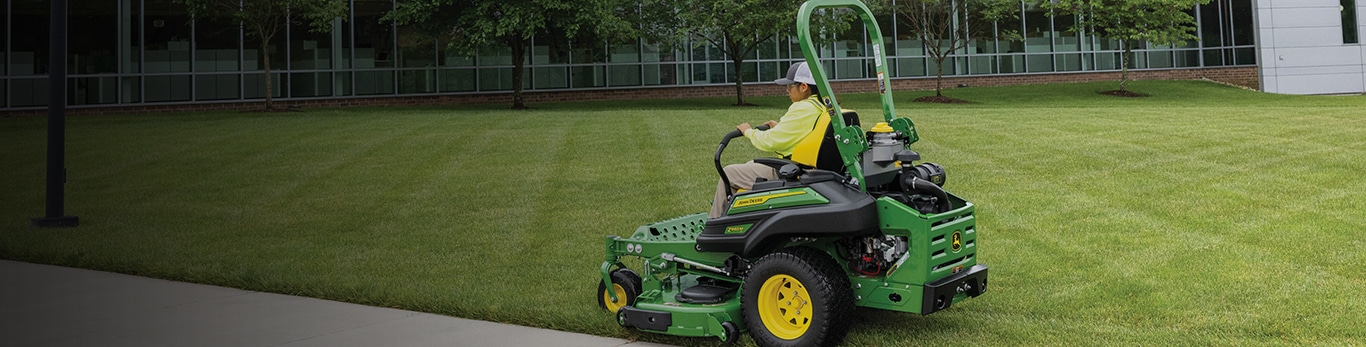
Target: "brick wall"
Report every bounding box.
[1,66,1258,117]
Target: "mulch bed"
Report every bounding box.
[1099,90,1149,97]
[914,95,972,104]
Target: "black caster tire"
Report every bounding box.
[718,321,740,344]
[597,268,642,313]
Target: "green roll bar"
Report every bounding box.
[795,0,920,190]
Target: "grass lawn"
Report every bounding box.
[2,80,1364,345]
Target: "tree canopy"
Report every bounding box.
[386,0,632,109]
[1042,0,1210,92]
[887,0,1019,99]
[177,0,348,110]
[639,0,862,106]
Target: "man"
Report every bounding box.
[711,61,828,218]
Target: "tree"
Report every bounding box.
[889,0,1018,100]
[385,0,632,109]
[1042,0,1210,93]
[178,0,348,111]
[639,0,859,106]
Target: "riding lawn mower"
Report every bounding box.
[597,1,988,345]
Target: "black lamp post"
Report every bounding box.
[31,0,78,228]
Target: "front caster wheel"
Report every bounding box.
[597,268,642,313]
[718,321,740,344]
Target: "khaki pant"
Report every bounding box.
[710,161,778,218]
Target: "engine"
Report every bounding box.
[862,122,952,215]
[841,235,909,276]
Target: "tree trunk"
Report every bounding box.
[510,37,528,109]
[1120,41,1130,92]
[732,56,747,106]
[934,57,946,97]
[261,35,274,110]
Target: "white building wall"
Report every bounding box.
[1257,0,1366,94]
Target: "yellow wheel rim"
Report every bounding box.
[602,283,628,312]
[757,274,812,340]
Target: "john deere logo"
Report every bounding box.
[951,231,963,252]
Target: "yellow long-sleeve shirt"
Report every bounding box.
[743,96,824,157]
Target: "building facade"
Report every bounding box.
[1256,0,1366,94]
[2,0,1263,112]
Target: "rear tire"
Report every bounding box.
[597,269,642,313]
[742,247,853,347]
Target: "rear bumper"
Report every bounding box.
[921,264,988,315]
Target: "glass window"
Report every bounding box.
[399,69,434,93]
[642,64,679,86]
[571,66,604,88]
[440,40,475,67]
[534,35,572,65]
[122,77,140,103]
[1234,47,1255,65]
[243,21,285,72]
[573,38,607,64]
[1055,53,1083,71]
[1,0,6,76]
[1023,8,1051,53]
[758,36,779,60]
[1199,2,1223,48]
[896,57,926,77]
[758,61,781,82]
[896,15,928,58]
[290,72,333,97]
[641,41,674,63]
[1343,0,1359,44]
[397,27,435,68]
[144,0,190,73]
[354,71,394,94]
[11,78,48,106]
[609,41,640,63]
[609,65,641,86]
[354,0,394,69]
[968,56,995,75]
[533,66,568,89]
[1025,54,1052,72]
[145,75,190,102]
[68,2,118,74]
[1231,0,1253,46]
[69,77,118,105]
[1175,50,1201,67]
[244,72,284,98]
[1202,49,1225,66]
[479,67,516,90]
[12,0,50,75]
[335,71,352,95]
[1096,51,1119,70]
[998,55,1023,73]
[119,0,140,73]
[196,13,240,72]
[1054,14,1081,52]
[1149,51,1174,68]
[195,74,240,100]
[292,16,341,70]
[439,69,475,92]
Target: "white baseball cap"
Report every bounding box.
[775,62,815,85]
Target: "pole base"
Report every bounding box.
[31,215,79,228]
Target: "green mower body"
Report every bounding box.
[598,1,988,345]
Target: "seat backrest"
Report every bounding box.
[789,104,853,172]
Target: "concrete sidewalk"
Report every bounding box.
[0,260,669,347]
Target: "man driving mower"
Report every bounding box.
[711,61,838,218]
